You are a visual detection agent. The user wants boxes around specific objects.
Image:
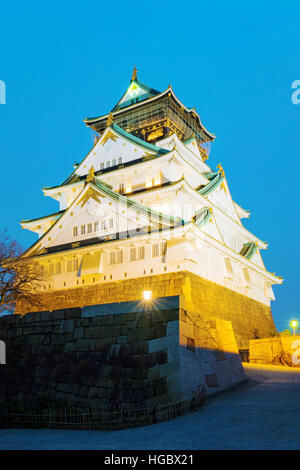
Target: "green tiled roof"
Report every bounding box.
[85,80,161,123]
[192,207,211,228]
[184,137,195,145]
[51,123,170,189]
[198,172,224,197]
[22,210,65,224]
[112,79,161,112]
[92,179,183,227]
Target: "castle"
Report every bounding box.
[17,68,282,349]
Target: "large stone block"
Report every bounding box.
[59,319,75,333]
[148,335,176,353]
[148,361,180,380]
[127,327,155,343]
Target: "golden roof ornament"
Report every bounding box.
[93,133,99,147]
[107,112,114,127]
[86,165,95,182]
[217,163,225,177]
[131,66,137,81]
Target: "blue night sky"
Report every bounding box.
[0,1,299,331]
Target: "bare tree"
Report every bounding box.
[0,230,44,313]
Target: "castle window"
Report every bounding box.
[100,162,104,170]
[138,246,145,260]
[152,243,160,257]
[119,183,125,194]
[109,218,113,228]
[67,258,78,273]
[81,225,85,235]
[54,262,61,275]
[87,223,93,233]
[152,242,167,258]
[109,250,123,265]
[118,157,122,165]
[243,268,251,285]
[66,259,72,272]
[101,220,106,230]
[73,226,78,237]
[72,259,78,271]
[106,161,110,168]
[116,250,123,264]
[130,247,136,261]
[94,222,99,232]
[224,258,234,278]
[112,159,116,166]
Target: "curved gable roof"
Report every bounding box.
[84,82,215,141]
[198,171,224,196]
[112,79,161,112]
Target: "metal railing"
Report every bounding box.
[0,388,205,431]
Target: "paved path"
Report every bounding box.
[1,363,300,450]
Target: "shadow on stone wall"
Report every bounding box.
[0,300,245,412]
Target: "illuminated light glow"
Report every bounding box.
[291,320,298,336]
[143,290,152,301]
[145,175,153,188]
[125,182,132,193]
[154,172,161,186]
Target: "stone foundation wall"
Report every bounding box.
[0,302,180,408]
[0,297,245,409]
[179,312,245,395]
[183,273,276,348]
[15,271,275,348]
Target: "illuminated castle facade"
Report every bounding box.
[17,68,282,346]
